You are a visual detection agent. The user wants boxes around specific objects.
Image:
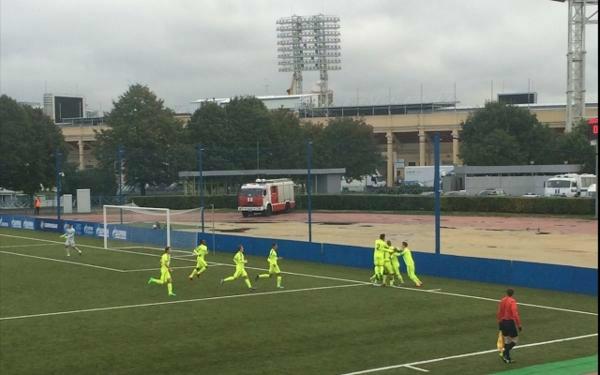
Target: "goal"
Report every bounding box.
[102,205,171,249]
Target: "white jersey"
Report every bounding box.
[64,227,76,246]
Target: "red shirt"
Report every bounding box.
[497,296,521,327]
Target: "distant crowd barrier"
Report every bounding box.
[1,214,596,296]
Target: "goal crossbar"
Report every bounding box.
[102,205,171,249]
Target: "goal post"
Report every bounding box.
[102,205,171,249]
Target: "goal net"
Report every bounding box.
[103,205,171,250]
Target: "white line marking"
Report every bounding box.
[1,233,598,317]
[339,333,598,375]
[0,283,366,321]
[404,365,429,372]
[425,288,441,292]
[122,265,196,272]
[0,243,53,249]
[0,250,124,273]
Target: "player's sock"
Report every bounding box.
[504,342,514,359]
[167,283,174,295]
[276,276,282,287]
[189,269,197,278]
[244,278,252,289]
[223,276,235,282]
[258,273,270,279]
[149,277,163,285]
[197,267,206,275]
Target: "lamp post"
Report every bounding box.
[307,140,313,244]
[55,149,62,221]
[197,144,205,232]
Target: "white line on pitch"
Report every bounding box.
[0,283,366,321]
[0,243,53,249]
[0,250,124,273]
[339,333,598,375]
[122,265,196,272]
[1,233,598,317]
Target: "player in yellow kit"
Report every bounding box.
[399,241,423,287]
[220,245,255,291]
[255,243,284,289]
[148,246,176,296]
[382,240,396,286]
[189,239,208,280]
[369,233,387,285]
[389,240,405,285]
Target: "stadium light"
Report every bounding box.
[276,14,342,107]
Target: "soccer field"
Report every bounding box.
[0,228,597,375]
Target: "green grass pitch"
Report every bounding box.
[0,228,597,374]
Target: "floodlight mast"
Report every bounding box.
[276,14,341,107]
[552,0,598,132]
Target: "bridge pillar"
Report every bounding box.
[452,129,460,165]
[78,140,85,170]
[386,131,394,187]
[418,129,426,166]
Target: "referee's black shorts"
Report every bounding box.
[499,319,518,338]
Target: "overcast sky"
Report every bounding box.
[1,0,597,113]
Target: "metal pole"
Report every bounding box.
[211,203,215,253]
[55,149,62,221]
[307,141,313,244]
[197,144,205,232]
[595,138,598,219]
[118,145,124,224]
[434,133,441,255]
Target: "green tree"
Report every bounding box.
[62,167,117,196]
[556,120,596,173]
[460,101,558,165]
[312,118,382,178]
[0,95,66,194]
[94,84,185,195]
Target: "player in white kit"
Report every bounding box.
[61,224,82,256]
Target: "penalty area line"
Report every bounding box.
[0,283,367,321]
[0,250,124,273]
[339,333,598,375]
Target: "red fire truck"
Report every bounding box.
[237,178,296,217]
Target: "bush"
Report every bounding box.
[131,194,594,215]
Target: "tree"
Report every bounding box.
[556,120,596,173]
[94,84,185,195]
[311,118,382,178]
[460,102,558,165]
[0,95,66,194]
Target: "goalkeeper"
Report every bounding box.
[189,239,209,280]
[255,243,284,289]
[220,245,255,291]
[148,246,176,296]
[61,223,82,257]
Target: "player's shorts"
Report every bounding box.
[383,262,394,274]
[65,238,75,247]
[499,319,518,338]
[232,267,248,279]
[374,256,384,266]
[268,263,281,274]
[196,259,208,269]
[160,268,172,283]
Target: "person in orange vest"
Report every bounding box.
[34,196,41,215]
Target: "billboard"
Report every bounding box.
[54,96,84,123]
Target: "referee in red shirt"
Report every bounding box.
[497,288,522,363]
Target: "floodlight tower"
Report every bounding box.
[276,14,341,107]
[552,0,598,132]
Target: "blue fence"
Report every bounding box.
[0,214,596,295]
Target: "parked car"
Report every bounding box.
[522,192,540,198]
[477,188,506,196]
[443,190,467,196]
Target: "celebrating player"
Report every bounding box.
[189,239,209,280]
[61,224,82,257]
[398,241,422,287]
[387,240,404,285]
[221,245,255,291]
[369,233,387,285]
[255,243,284,289]
[382,240,395,286]
[148,246,176,297]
